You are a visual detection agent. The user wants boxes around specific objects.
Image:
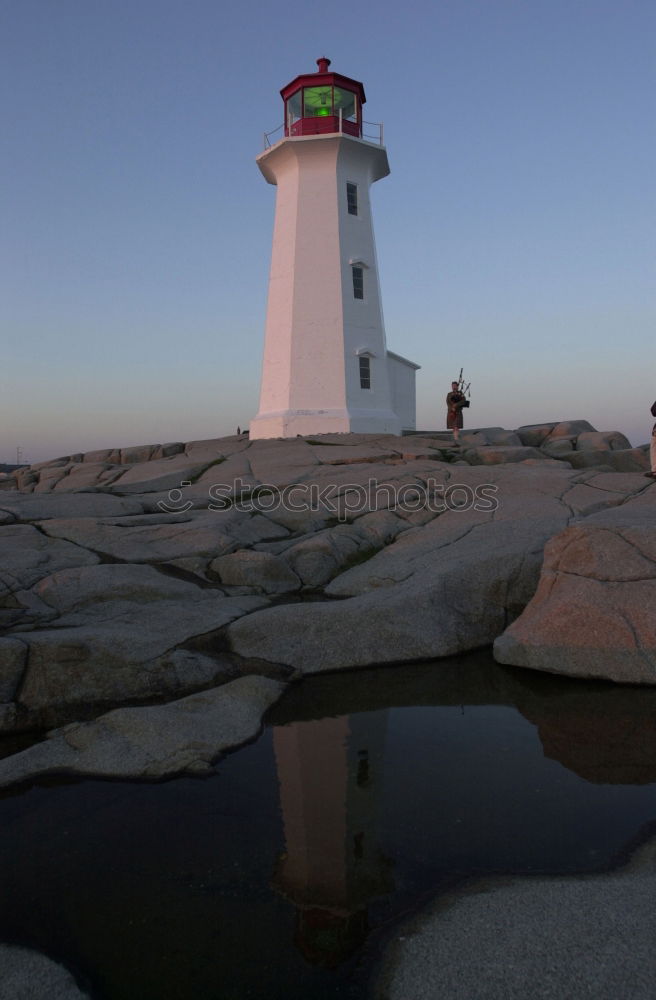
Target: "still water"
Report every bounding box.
[1,651,656,999]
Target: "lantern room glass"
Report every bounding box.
[334,87,357,121]
[303,86,332,117]
[287,90,302,124]
[284,82,361,136]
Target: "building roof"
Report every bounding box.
[387,350,421,370]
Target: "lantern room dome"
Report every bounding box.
[281,57,366,138]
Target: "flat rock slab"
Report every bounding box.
[8,564,269,712]
[38,509,288,562]
[51,463,116,492]
[245,440,319,488]
[310,445,400,465]
[376,839,656,1000]
[183,436,250,462]
[0,675,286,786]
[211,550,301,593]
[0,493,143,521]
[279,510,408,588]
[0,524,100,600]
[108,455,217,493]
[300,433,404,447]
[227,509,570,672]
[461,445,547,465]
[459,429,522,447]
[228,467,651,673]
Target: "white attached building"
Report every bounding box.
[250,58,420,440]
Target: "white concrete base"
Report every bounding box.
[250,408,401,440]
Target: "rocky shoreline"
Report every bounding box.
[376,835,656,1000]
[0,421,654,785]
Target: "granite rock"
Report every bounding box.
[494,501,656,683]
[576,430,632,451]
[1,426,652,751]
[0,524,100,601]
[38,509,288,563]
[515,423,559,447]
[0,675,286,785]
[561,448,648,473]
[0,944,91,999]
[461,446,547,465]
[211,550,301,594]
[6,564,269,720]
[0,493,143,521]
[377,838,656,1000]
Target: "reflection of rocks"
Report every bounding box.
[4,646,656,791]
[0,942,91,998]
[507,672,656,784]
[528,699,656,785]
[267,652,507,724]
[270,654,656,789]
[271,712,394,966]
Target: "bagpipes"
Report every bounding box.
[457,368,471,407]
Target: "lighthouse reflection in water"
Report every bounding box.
[265,654,656,975]
[1,655,656,999]
[271,712,393,967]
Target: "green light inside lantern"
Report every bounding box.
[304,86,333,116]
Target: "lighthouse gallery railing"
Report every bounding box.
[263,118,384,150]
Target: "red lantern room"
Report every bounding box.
[281,57,365,138]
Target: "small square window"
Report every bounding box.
[347,183,358,216]
[359,355,371,389]
[352,265,364,299]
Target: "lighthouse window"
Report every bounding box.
[286,91,302,125]
[346,183,358,216]
[359,356,371,389]
[334,87,357,121]
[352,266,364,299]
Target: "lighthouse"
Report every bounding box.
[250,58,419,440]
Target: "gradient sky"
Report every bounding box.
[2,0,654,464]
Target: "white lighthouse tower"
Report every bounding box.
[250,58,419,440]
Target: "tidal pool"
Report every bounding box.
[1,650,656,999]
